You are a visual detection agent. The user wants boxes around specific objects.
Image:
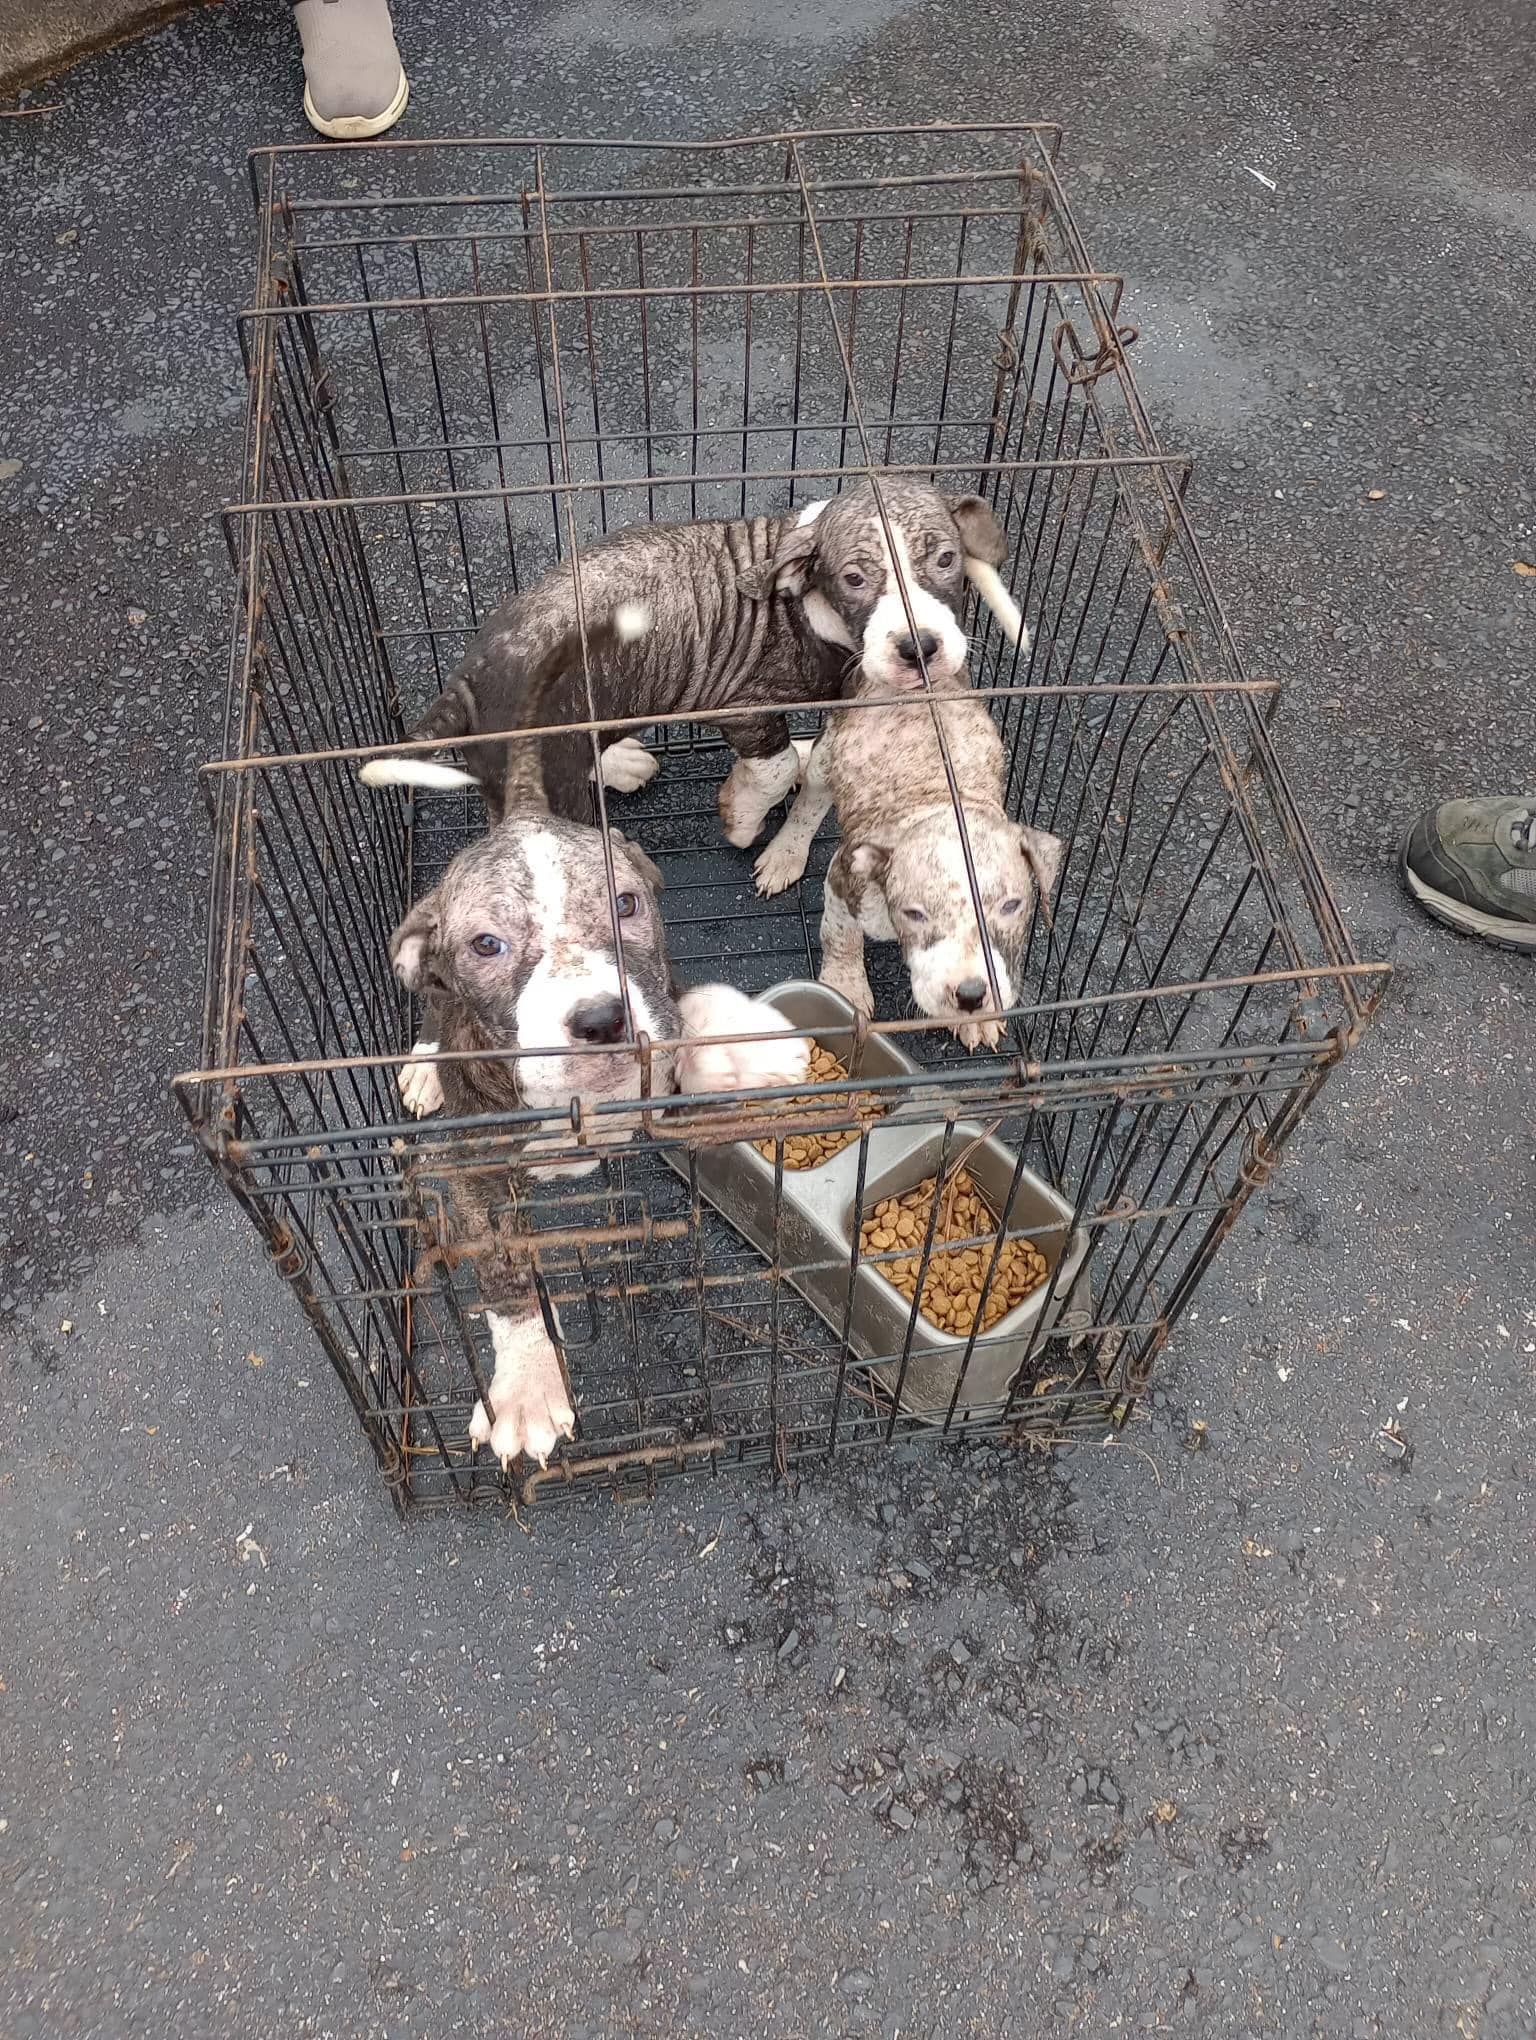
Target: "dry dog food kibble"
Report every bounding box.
[859,1168,1050,1335]
[752,1042,883,1170]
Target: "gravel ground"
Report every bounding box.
[1,2,1533,2035]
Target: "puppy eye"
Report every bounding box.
[470,933,505,958]
[935,548,957,570]
[842,569,865,591]
[901,905,929,924]
[615,891,639,921]
[999,896,1024,915]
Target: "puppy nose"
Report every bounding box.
[894,629,939,666]
[567,994,628,1045]
[953,978,988,1012]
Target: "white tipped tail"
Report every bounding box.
[964,558,1028,651]
[359,758,478,792]
[615,601,651,643]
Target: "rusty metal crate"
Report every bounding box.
[175,125,1387,1512]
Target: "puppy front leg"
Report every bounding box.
[818,849,875,1019]
[718,718,800,849]
[468,1304,575,1471]
[754,736,833,897]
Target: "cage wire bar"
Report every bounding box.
[176,126,1387,1513]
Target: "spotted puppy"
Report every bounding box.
[754,669,1063,1051]
[358,480,1025,847]
[392,806,807,1470]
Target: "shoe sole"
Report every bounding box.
[304,68,408,140]
[1399,847,1536,952]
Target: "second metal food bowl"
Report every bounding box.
[671,981,1089,1422]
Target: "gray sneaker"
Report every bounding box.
[295,0,409,140]
[1400,797,1536,951]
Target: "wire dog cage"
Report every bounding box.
[177,125,1387,1512]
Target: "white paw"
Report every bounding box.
[675,986,811,1095]
[399,1040,444,1117]
[818,963,874,1020]
[754,831,810,898]
[599,737,660,794]
[469,1311,575,1471]
[955,1014,1006,1053]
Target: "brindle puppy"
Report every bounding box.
[392,811,807,1468]
[359,480,1023,849]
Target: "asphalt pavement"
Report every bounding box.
[1,2,1533,2034]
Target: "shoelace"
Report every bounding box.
[1512,808,1536,855]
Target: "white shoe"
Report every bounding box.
[295,0,409,140]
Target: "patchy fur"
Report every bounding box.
[756,671,1063,1049]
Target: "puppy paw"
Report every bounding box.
[818,963,875,1020]
[754,831,810,898]
[599,737,660,794]
[398,1040,444,1117]
[955,1015,1007,1053]
[675,985,810,1095]
[469,1312,576,1471]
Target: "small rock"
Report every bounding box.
[777,1628,800,1661]
[950,1640,972,1667]
[839,1967,875,2000]
[889,1801,915,1831]
[653,1817,677,1842]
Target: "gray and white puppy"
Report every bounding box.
[392,809,807,1469]
[359,479,1023,847]
[755,670,1063,1051]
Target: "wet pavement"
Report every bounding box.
[1,2,1533,2034]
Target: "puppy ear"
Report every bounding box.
[390,890,441,989]
[947,493,1008,568]
[1016,823,1064,900]
[610,827,664,895]
[738,519,820,601]
[849,842,891,888]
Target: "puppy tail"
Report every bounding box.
[965,558,1029,651]
[359,758,479,792]
[359,597,656,810]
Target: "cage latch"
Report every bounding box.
[1051,318,1139,388]
[1238,1129,1278,1192]
[267,1224,306,1280]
